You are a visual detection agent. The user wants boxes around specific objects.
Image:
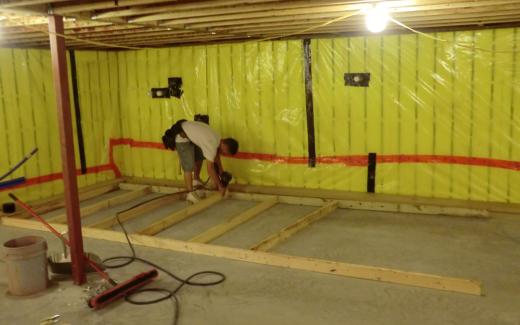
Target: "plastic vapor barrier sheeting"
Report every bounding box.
[116,41,308,189]
[115,29,520,203]
[0,49,119,202]
[311,29,520,202]
[0,27,519,203]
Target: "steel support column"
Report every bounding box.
[48,15,86,285]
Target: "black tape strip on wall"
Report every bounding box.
[303,39,317,168]
[69,50,87,174]
[367,152,377,193]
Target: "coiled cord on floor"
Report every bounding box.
[101,200,226,325]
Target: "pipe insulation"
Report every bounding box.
[0,148,38,182]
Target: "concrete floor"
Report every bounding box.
[1,194,519,325]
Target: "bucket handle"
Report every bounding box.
[60,231,68,259]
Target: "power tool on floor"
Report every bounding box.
[214,163,232,188]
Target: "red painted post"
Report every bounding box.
[48,15,86,285]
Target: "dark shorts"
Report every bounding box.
[176,142,204,172]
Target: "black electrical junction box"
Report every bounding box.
[150,88,170,98]
[344,73,371,87]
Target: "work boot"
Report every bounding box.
[186,192,201,204]
[196,188,206,199]
[193,179,206,198]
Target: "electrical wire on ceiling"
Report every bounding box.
[1,6,518,53]
[1,15,144,50]
[250,8,520,54]
[253,10,362,42]
[389,16,447,42]
[390,16,519,54]
[19,21,144,50]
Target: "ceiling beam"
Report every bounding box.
[161,4,363,27]
[0,0,519,50]
[199,4,520,32]
[4,13,520,48]
[240,17,520,36]
[93,0,285,19]
[180,0,515,29]
[209,7,520,34]
[134,1,370,24]
[51,0,176,15]
[0,0,68,8]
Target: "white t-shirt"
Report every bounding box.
[180,121,221,162]
[175,134,189,143]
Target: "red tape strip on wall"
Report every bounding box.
[0,164,113,191]
[2,137,519,192]
[111,138,520,170]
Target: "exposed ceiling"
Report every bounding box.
[0,0,519,50]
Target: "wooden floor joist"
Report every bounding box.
[190,198,278,244]
[88,192,182,229]
[227,183,505,215]
[0,178,123,219]
[124,178,493,217]
[47,186,152,224]
[76,182,123,203]
[119,182,151,191]
[230,192,491,218]
[137,192,223,236]
[250,200,339,252]
[1,218,482,296]
[229,191,490,218]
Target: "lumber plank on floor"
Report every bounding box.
[89,192,183,229]
[189,198,278,243]
[47,187,152,224]
[1,217,483,296]
[137,192,223,236]
[230,184,508,217]
[119,182,151,191]
[125,177,510,215]
[0,178,123,219]
[250,200,339,252]
[122,178,492,218]
[230,193,489,218]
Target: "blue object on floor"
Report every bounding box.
[0,177,26,189]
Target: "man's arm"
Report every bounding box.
[215,153,224,174]
[207,161,225,195]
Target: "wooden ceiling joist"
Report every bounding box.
[160,4,364,27]
[181,0,516,29]
[50,0,175,15]
[200,2,520,31]
[0,0,67,8]
[217,10,520,35]
[0,0,518,49]
[130,1,367,24]
[93,0,285,20]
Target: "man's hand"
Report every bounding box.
[218,184,227,196]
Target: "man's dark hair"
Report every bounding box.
[223,138,239,155]
[162,129,175,150]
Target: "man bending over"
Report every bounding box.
[162,120,239,203]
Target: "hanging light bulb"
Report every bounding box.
[365,5,390,33]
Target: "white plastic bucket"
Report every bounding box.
[2,236,48,296]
